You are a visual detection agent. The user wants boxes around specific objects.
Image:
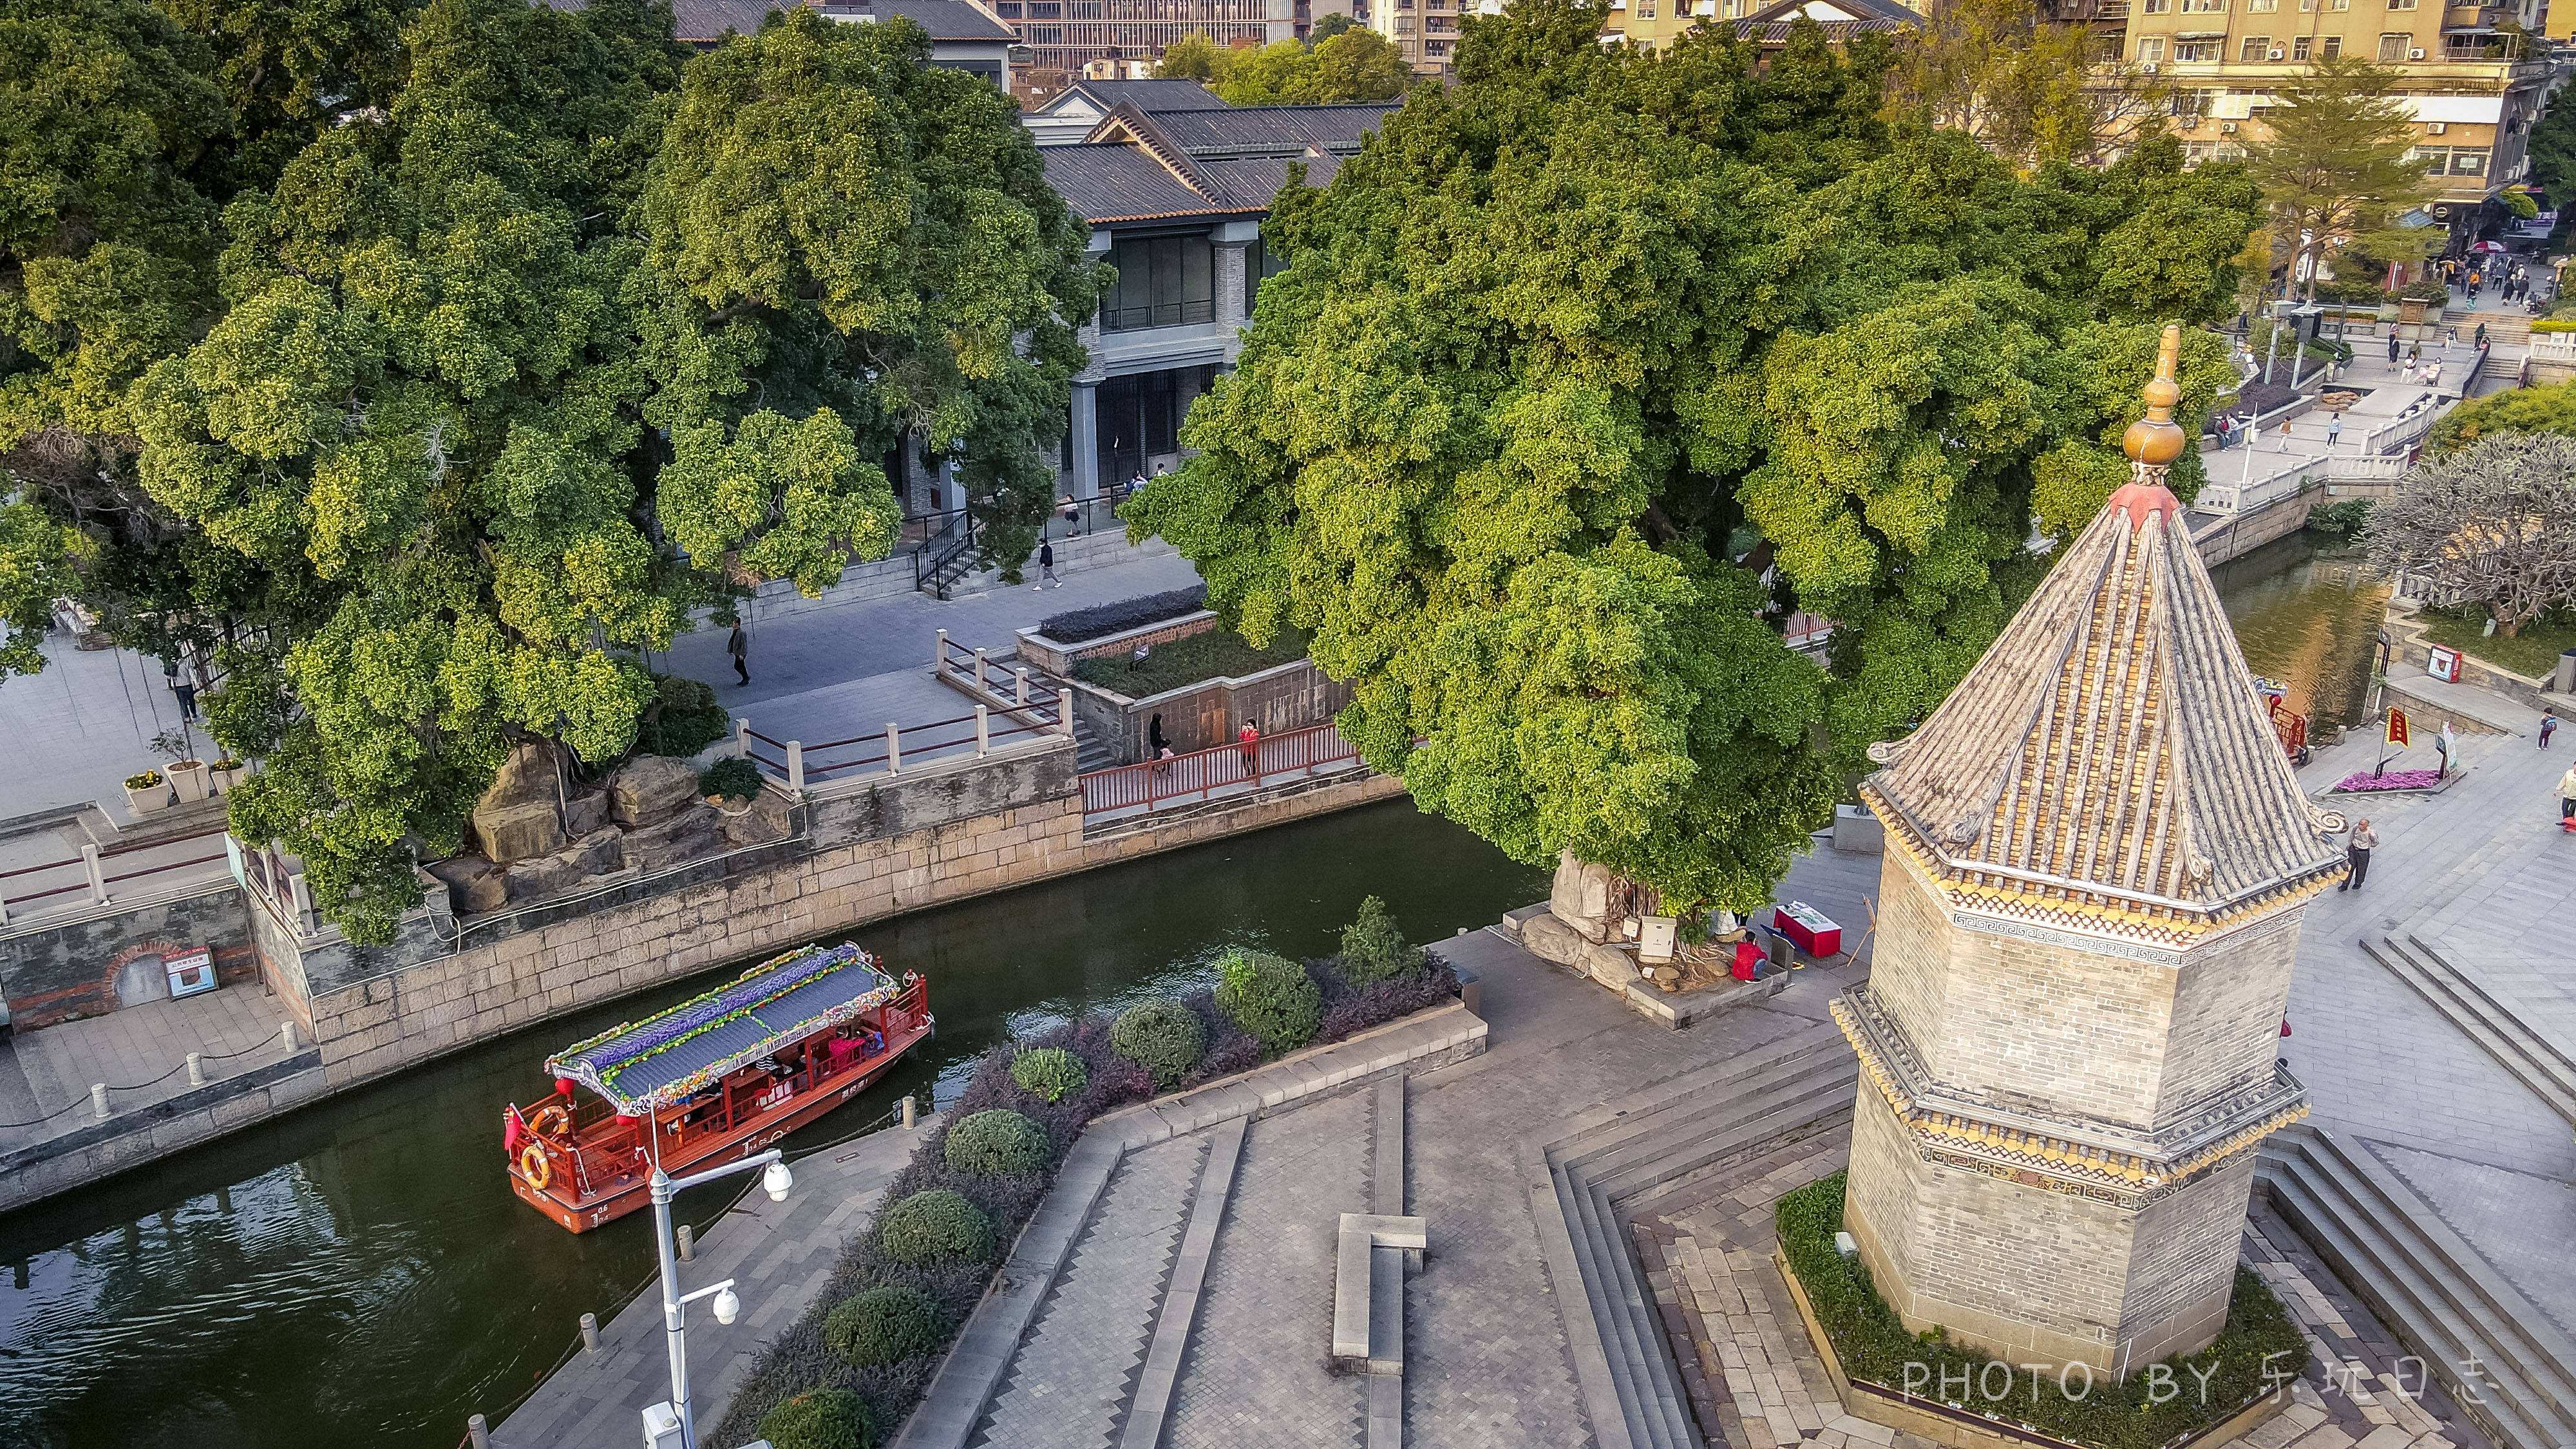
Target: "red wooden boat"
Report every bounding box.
[505,943,931,1233]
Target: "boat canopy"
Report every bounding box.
[545,943,899,1115]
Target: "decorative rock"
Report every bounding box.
[609,755,701,828]
[1549,849,1622,943]
[1519,910,1587,969]
[476,741,560,813]
[473,799,565,866]
[504,851,585,904]
[561,790,609,837]
[567,827,626,876]
[424,855,507,915]
[627,806,723,872]
[723,790,791,848]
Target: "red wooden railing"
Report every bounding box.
[1079,720,1361,818]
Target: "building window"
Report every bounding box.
[2179,0,2226,13]
[2450,149,2486,174]
[2377,30,2407,56]
[1425,37,1450,50]
[2137,35,2167,59]
[2240,34,2271,57]
[2291,34,2311,55]
[2320,33,2340,51]
[2385,0,2414,8]
[1395,13,1414,28]
[1103,234,1215,332]
[1636,1,1654,15]
[2174,37,2224,58]
[994,1,1021,13]
[2247,0,2277,9]
[1426,13,1453,26]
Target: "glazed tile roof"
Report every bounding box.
[547,943,899,1115]
[1134,102,1399,156]
[1043,144,1244,222]
[1029,79,1233,116]
[1861,332,2346,927]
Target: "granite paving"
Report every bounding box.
[2362,1141,2576,1341]
[972,1132,1208,1449]
[1160,1084,1373,1449]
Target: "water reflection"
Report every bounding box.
[0,800,1547,1449]
[2210,531,2392,737]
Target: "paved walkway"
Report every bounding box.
[0,980,299,1151]
[489,1112,931,1449]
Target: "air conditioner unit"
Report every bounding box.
[2266,46,2284,57]
[2409,46,2425,58]
[2221,120,2239,131]
[2429,120,2447,134]
[2142,59,2159,70]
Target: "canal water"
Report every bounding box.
[0,533,2393,1449]
[0,803,1548,1449]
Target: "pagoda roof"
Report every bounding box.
[1861,457,2347,936]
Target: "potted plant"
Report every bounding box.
[126,770,171,814]
[153,728,211,803]
[211,757,247,791]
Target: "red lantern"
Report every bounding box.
[554,1077,577,1098]
[615,1112,638,1126]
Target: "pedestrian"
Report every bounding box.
[2338,818,2379,891]
[2476,321,2488,348]
[2437,719,2456,777]
[2560,765,2576,828]
[2543,711,2559,747]
[728,621,749,685]
[2387,330,2401,365]
[2214,414,2233,450]
[1059,494,1080,537]
[1037,539,1057,587]
[1237,716,1260,776]
[2409,341,2422,366]
[2325,413,2342,448]
[1148,712,1168,757]
[167,656,199,721]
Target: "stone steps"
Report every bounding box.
[1526,1027,1859,1449]
[2362,935,2576,1128]
[2258,1124,2576,1449]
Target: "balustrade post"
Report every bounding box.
[887,723,902,774]
[788,741,806,792]
[934,629,948,676]
[975,706,990,757]
[82,845,108,906]
[468,1414,491,1449]
[289,871,315,933]
[187,1052,206,1088]
[735,718,752,761]
[1014,667,1030,706]
[281,1020,298,1052]
[973,647,989,694]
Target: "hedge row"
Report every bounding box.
[1036,584,1208,644]
[1774,1173,2309,1449]
[712,899,1457,1449]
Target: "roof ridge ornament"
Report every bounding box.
[2108,323,2188,529]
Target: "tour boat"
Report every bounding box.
[505,942,931,1233]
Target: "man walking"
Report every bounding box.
[2338,818,2379,891]
[1037,540,1057,587]
[2543,710,2559,747]
[2387,330,2401,365]
[728,621,750,686]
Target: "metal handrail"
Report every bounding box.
[1078,721,1360,818]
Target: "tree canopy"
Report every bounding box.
[1881,0,2173,169]
[2425,375,2576,454]
[1130,5,2258,915]
[2,0,1100,942]
[2365,433,2576,638]
[1157,27,1413,105]
[2244,57,2437,302]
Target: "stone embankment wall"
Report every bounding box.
[266,735,1406,1095]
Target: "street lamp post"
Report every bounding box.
[645,1149,795,1449]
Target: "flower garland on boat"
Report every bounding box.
[548,943,897,1111]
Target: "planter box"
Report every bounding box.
[167,759,213,803]
[1016,611,1220,678]
[211,765,249,792]
[126,781,173,814]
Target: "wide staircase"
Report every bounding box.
[2258,1125,2576,1449]
[1528,1027,1859,1449]
[2360,934,2576,1128]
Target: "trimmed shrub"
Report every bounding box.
[943,1110,1051,1176]
[1010,1046,1088,1103]
[825,1285,949,1367]
[1213,947,1320,1057]
[636,673,730,757]
[1036,584,1208,643]
[700,756,762,802]
[1337,895,1419,985]
[1776,1173,2308,1448]
[1318,956,1457,1040]
[1112,998,1206,1090]
[878,1189,997,1266]
[759,1387,876,1449]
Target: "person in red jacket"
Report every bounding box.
[1238,718,1260,777]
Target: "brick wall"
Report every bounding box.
[1,885,257,1031]
[2152,916,2301,1123]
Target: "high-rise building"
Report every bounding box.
[2110,0,2554,237]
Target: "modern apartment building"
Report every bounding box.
[1365,0,1500,75]
[2111,0,2559,234]
[1600,0,1916,56]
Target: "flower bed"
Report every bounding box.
[2333,769,2440,792]
[1776,1173,2307,1449]
[710,898,1453,1449]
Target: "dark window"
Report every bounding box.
[1095,366,1218,481]
[1244,235,1289,319]
[1105,233,1215,331]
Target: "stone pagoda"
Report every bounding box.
[1830,325,2347,1374]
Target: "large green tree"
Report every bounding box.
[1132,6,2256,915]
[157,0,424,196]
[1213,28,1411,105]
[2244,56,2438,302]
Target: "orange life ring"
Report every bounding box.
[529,1104,573,1139]
[520,1142,552,1190]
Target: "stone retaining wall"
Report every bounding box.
[1,883,258,1031]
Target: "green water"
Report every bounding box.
[0,801,1546,1449]
[2208,531,2393,737]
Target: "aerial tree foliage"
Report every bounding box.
[1131,6,2258,916]
[2244,57,2437,303]
[1153,30,1229,82]
[1186,28,1412,105]
[1881,0,2173,168]
[640,7,1104,580]
[2425,376,2576,454]
[157,0,423,194]
[2365,434,2576,636]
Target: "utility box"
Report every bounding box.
[641,1402,684,1449]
